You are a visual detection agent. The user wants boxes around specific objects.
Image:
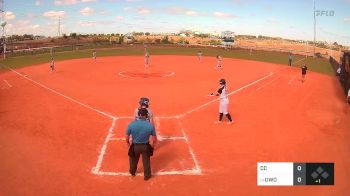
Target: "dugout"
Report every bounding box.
[340,51,350,95]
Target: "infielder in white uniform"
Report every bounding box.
[50,57,55,72]
[92,50,97,63]
[144,46,150,68]
[216,55,222,70]
[210,79,233,124]
[134,97,154,125]
[197,51,203,63]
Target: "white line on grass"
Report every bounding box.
[256,76,281,91]
[91,118,117,175]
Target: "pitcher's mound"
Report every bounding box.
[118,69,175,78]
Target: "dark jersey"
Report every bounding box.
[302,66,307,75]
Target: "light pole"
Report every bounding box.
[1,21,6,59]
[313,0,316,58]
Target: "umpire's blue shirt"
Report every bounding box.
[126,119,156,144]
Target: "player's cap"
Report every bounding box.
[219,79,226,85]
[138,108,149,117]
[139,97,150,107]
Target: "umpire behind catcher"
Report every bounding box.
[126,108,157,180]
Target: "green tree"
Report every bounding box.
[161,36,170,44]
[70,33,77,39]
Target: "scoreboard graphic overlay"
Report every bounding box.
[257,162,334,186]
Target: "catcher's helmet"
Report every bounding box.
[219,79,226,85]
[139,97,150,107]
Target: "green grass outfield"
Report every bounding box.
[0,45,334,76]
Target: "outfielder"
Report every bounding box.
[50,57,55,72]
[209,79,233,124]
[93,50,97,62]
[134,97,154,125]
[197,51,203,63]
[301,64,308,83]
[288,53,293,66]
[144,46,150,68]
[216,55,222,70]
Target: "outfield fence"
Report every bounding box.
[4,42,117,58]
[1,42,343,65]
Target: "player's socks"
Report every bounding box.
[219,113,224,121]
[226,114,233,122]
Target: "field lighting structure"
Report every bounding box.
[1,21,6,59]
[313,0,316,58]
[0,0,6,59]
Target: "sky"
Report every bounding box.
[2,0,350,46]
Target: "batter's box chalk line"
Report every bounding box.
[91,118,202,176]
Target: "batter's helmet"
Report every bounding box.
[219,79,226,85]
[139,97,150,107]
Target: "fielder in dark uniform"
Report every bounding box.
[301,64,308,82]
[126,108,157,180]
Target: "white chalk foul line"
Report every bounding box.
[155,117,160,135]
[288,74,298,85]
[176,72,274,118]
[91,118,117,175]
[7,67,116,119]
[256,76,281,91]
[3,80,12,88]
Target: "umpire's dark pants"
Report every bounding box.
[129,144,151,178]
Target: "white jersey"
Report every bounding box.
[219,85,228,100]
[348,89,350,97]
[217,56,222,63]
[216,56,222,69]
[144,48,149,57]
[218,85,229,114]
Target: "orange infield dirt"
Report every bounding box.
[1,55,350,195]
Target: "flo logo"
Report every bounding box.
[315,10,335,16]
